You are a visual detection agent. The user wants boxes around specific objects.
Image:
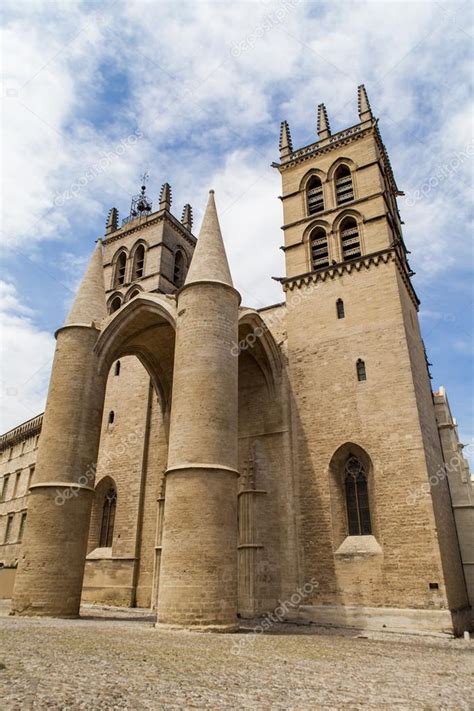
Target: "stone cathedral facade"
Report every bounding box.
[1,86,473,635]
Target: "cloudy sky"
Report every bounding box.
[1,0,473,461]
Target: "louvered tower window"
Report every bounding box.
[336,298,345,319]
[173,250,185,287]
[310,227,329,270]
[340,217,361,261]
[307,176,324,214]
[344,456,372,536]
[335,164,354,205]
[132,245,145,280]
[115,252,127,286]
[100,488,117,548]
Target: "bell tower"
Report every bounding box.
[276,85,411,283]
[274,86,471,634]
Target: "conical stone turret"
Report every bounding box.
[64,240,107,326]
[12,242,108,617]
[157,191,240,631]
[184,190,232,286]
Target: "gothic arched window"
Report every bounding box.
[173,250,185,287]
[340,217,361,261]
[307,176,324,214]
[110,296,122,314]
[344,456,371,535]
[310,227,329,270]
[114,252,127,287]
[132,244,145,280]
[100,487,117,547]
[335,164,354,205]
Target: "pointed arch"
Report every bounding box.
[334,164,354,205]
[108,293,123,314]
[237,309,282,396]
[124,285,143,302]
[328,442,376,545]
[96,293,177,412]
[327,156,358,182]
[299,168,327,191]
[339,216,362,261]
[112,248,128,288]
[309,226,330,269]
[88,475,118,552]
[130,240,147,281]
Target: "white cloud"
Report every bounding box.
[0,282,55,431]
[0,0,472,433]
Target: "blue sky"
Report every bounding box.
[1,0,473,464]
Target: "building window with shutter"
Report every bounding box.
[335,164,354,205]
[307,176,324,214]
[310,227,330,270]
[356,359,367,381]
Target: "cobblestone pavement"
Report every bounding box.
[0,602,473,710]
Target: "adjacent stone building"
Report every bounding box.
[1,86,473,634]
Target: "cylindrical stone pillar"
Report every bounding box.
[11,324,106,617]
[157,280,240,631]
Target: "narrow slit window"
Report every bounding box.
[4,514,14,543]
[13,471,21,498]
[307,176,324,214]
[335,164,354,205]
[108,410,115,425]
[27,466,35,491]
[356,359,366,382]
[173,251,185,287]
[336,299,345,319]
[310,227,329,270]
[340,217,361,261]
[344,456,372,535]
[1,475,10,502]
[114,361,121,376]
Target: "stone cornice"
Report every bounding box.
[0,413,43,451]
[274,119,399,196]
[277,248,419,308]
[102,210,196,248]
[273,121,374,172]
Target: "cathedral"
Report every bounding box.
[1,86,473,635]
